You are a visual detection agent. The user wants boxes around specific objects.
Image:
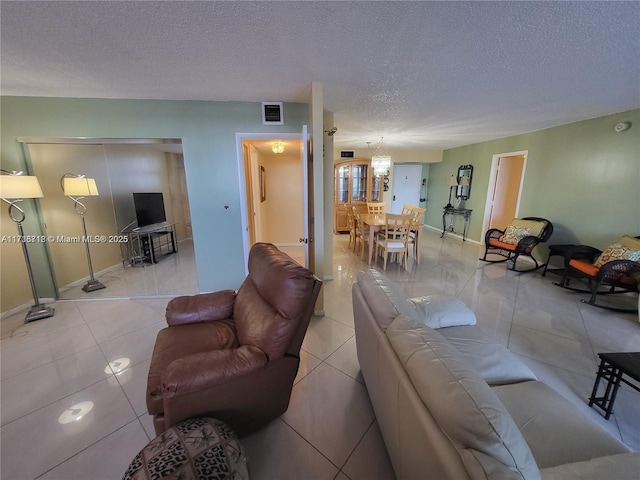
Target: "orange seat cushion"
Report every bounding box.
[489,239,516,251]
[569,259,600,277]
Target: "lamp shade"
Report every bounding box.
[0,175,44,199]
[459,175,470,186]
[63,177,99,196]
[448,175,459,187]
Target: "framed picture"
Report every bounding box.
[260,165,266,202]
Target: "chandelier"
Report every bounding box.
[271,141,285,154]
[370,137,391,176]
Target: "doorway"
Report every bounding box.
[391,164,423,214]
[237,132,308,269]
[482,151,527,234]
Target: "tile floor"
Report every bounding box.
[1,229,638,480]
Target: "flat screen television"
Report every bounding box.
[133,192,166,228]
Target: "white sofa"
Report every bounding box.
[352,269,639,480]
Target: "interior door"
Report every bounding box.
[391,164,423,213]
[300,124,310,268]
[487,155,525,229]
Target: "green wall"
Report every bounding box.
[425,109,640,250]
[1,96,308,305]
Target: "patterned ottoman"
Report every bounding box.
[123,417,249,480]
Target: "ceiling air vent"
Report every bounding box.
[340,150,355,158]
[262,102,284,125]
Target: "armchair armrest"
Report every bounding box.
[485,228,505,244]
[596,259,640,284]
[166,290,236,326]
[515,235,541,253]
[162,345,268,397]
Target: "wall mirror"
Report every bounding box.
[456,164,473,200]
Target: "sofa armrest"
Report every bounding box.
[540,453,640,480]
[165,290,236,326]
[162,345,268,397]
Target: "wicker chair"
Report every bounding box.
[480,217,553,272]
[554,237,640,312]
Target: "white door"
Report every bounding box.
[391,164,423,214]
[300,124,310,267]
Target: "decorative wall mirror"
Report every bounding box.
[456,164,473,200]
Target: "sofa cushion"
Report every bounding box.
[386,315,540,480]
[407,295,477,328]
[492,381,631,469]
[499,219,546,244]
[439,326,537,385]
[594,242,640,267]
[569,259,600,277]
[500,224,532,245]
[356,270,417,331]
[357,270,476,331]
[540,453,640,480]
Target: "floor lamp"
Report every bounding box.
[61,174,106,292]
[0,172,55,322]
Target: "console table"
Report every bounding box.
[441,207,472,241]
[126,222,177,266]
[589,352,640,420]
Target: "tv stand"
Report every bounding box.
[127,222,177,266]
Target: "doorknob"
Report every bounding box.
[299,238,308,244]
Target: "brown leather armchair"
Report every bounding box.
[146,243,322,436]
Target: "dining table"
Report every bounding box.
[359,213,422,265]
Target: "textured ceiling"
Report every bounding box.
[1,1,639,150]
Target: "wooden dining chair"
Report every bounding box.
[398,205,425,263]
[352,206,370,257]
[367,202,386,215]
[376,213,411,270]
[407,206,426,263]
[347,209,356,251]
[401,204,414,216]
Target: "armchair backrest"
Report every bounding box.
[521,217,554,242]
[233,243,322,361]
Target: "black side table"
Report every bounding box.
[441,207,472,241]
[588,352,640,420]
[542,244,576,277]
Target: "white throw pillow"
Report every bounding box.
[407,295,477,328]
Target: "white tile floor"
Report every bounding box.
[1,229,638,479]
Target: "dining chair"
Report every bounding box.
[376,213,412,270]
[352,206,370,257]
[401,204,414,216]
[347,209,356,251]
[407,206,426,263]
[367,202,386,215]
